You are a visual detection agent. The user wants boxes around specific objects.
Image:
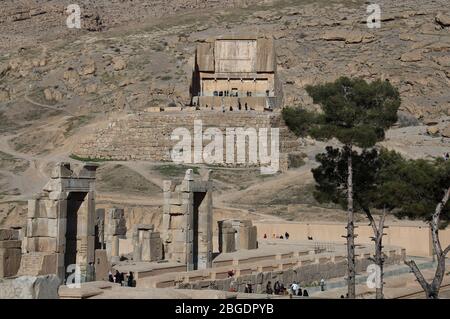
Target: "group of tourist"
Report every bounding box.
[108,270,135,287]
[265,280,309,296]
[263,232,290,240]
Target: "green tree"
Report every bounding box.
[283,77,401,298]
[378,157,450,298]
[313,147,403,298]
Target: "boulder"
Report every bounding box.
[435,12,450,27]
[79,61,96,76]
[43,88,63,102]
[401,50,423,62]
[426,126,439,135]
[441,125,450,138]
[112,57,127,71]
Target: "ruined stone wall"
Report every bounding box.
[74,111,301,170]
[139,247,405,293]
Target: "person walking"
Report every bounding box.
[285,232,290,240]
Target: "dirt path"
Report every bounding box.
[0,133,69,199]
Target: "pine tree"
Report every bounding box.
[283,77,400,298]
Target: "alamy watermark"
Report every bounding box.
[170,120,280,175]
[66,264,81,288]
[366,4,381,29]
[66,4,81,29]
[366,264,382,289]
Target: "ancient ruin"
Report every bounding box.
[1,0,450,301]
[162,169,213,270]
[191,36,283,111]
[132,224,163,262]
[0,229,21,278]
[218,219,258,253]
[18,162,98,282]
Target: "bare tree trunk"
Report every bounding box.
[365,208,386,299]
[404,187,450,299]
[346,145,356,299]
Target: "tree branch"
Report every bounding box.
[404,259,430,293]
[443,244,450,257]
[363,207,379,237]
[430,187,450,257]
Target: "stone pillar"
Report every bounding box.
[95,208,105,249]
[20,162,98,283]
[218,219,258,252]
[218,221,236,253]
[0,229,21,278]
[132,224,162,262]
[162,169,213,271]
[106,208,126,263]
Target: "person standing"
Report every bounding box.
[291,282,299,296]
[266,281,273,294]
[274,281,281,295]
[114,270,121,284]
[108,271,114,283]
[320,278,326,291]
[128,272,134,287]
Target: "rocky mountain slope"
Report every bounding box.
[0,0,449,229]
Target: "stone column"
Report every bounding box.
[106,208,126,263]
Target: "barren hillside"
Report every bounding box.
[0,0,449,229]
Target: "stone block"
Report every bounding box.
[108,218,127,236]
[94,250,109,281]
[0,248,22,277]
[173,229,187,243]
[133,224,154,232]
[27,219,58,238]
[0,275,60,299]
[51,162,72,179]
[179,180,192,192]
[0,229,18,241]
[28,200,38,218]
[108,208,124,220]
[169,215,186,229]
[169,203,189,215]
[41,200,59,219]
[77,164,99,179]
[0,240,22,249]
[27,237,57,253]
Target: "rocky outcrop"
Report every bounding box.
[435,12,450,27]
[401,50,423,62]
[320,30,374,44]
